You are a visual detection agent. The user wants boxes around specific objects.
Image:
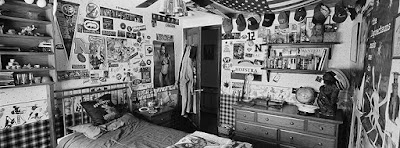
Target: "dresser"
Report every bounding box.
[233,103,343,148]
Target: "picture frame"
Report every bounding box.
[392,14,400,58]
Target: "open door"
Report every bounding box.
[183,26,221,131]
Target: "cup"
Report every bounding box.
[34,77,42,84]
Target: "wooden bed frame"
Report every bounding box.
[52,82,131,141]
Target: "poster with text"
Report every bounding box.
[56,1,80,60]
[153,41,175,87]
[88,35,107,70]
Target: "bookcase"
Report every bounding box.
[0,0,56,88]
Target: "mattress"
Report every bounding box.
[56,113,188,148]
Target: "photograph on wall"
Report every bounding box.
[103,18,114,30]
[153,41,175,88]
[55,1,80,60]
[88,35,107,70]
[233,42,244,60]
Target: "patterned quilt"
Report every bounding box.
[167,131,252,148]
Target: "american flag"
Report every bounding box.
[213,0,322,13]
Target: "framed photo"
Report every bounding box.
[145,45,153,56]
[393,14,400,58]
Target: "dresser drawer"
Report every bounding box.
[236,121,278,140]
[280,130,335,148]
[151,112,172,124]
[308,120,336,136]
[257,113,304,130]
[236,110,255,121]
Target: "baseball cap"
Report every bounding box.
[222,18,233,34]
[236,14,246,31]
[332,1,347,23]
[312,3,331,24]
[294,7,306,22]
[278,11,290,29]
[347,7,357,20]
[262,12,275,27]
[247,13,261,30]
[343,0,357,8]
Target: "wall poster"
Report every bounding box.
[153,41,175,88]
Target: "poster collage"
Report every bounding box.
[54,1,178,112]
[349,0,400,148]
[0,86,50,130]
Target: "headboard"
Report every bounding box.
[53,82,130,139]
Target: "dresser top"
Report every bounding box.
[233,102,343,124]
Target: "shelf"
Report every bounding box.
[0,51,53,55]
[0,15,52,24]
[261,68,325,74]
[0,68,55,72]
[0,34,52,40]
[266,42,341,46]
[0,82,54,89]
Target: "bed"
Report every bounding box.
[53,83,252,148]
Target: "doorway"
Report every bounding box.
[183,25,221,134]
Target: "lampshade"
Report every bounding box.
[36,0,47,8]
[24,0,34,4]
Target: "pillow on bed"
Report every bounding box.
[81,94,114,125]
[68,123,105,139]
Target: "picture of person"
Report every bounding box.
[153,41,175,88]
[233,43,244,59]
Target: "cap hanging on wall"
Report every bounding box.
[262,12,275,27]
[236,14,246,31]
[312,3,331,24]
[247,13,261,30]
[294,7,306,22]
[332,0,347,23]
[278,11,290,29]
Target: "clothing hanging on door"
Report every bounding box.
[178,45,196,116]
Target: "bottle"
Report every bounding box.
[277,52,283,69]
[389,72,400,124]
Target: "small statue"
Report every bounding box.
[310,24,324,43]
[317,71,339,117]
[19,25,36,36]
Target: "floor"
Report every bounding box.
[171,110,218,135]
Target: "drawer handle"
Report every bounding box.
[318,143,322,146]
[290,122,294,125]
[265,132,268,135]
[243,128,247,130]
[320,127,324,130]
[243,115,247,117]
[161,118,164,121]
[289,137,294,140]
[265,118,269,121]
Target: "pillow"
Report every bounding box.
[68,123,105,139]
[81,94,114,125]
[100,120,125,131]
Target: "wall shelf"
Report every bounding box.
[0,51,53,55]
[0,34,52,40]
[266,42,340,47]
[261,68,326,74]
[0,15,52,24]
[0,82,54,89]
[0,68,55,72]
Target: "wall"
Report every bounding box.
[54,0,184,90]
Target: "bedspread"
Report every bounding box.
[57,119,187,148]
[167,131,252,148]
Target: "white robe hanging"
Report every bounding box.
[179,46,196,115]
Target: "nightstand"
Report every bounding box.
[133,106,174,127]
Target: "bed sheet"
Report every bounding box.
[57,114,188,148]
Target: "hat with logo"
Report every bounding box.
[247,13,261,30]
[236,14,246,31]
[222,18,233,34]
[278,11,290,29]
[332,1,347,23]
[294,7,307,22]
[262,12,275,27]
[312,3,331,24]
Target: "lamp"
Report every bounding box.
[36,0,47,8]
[24,0,34,4]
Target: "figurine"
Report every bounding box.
[0,23,3,34]
[19,25,36,36]
[310,24,324,43]
[317,71,339,117]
